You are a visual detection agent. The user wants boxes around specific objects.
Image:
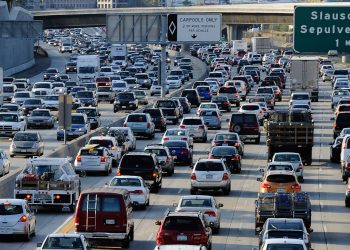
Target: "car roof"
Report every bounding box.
[274,152,301,156]
[46,233,81,238]
[90,136,115,141]
[112,175,143,180]
[197,159,222,163]
[266,170,295,175]
[0,199,26,205]
[81,187,128,195]
[180,195,213,200]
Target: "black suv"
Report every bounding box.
[143,108,167,132]
[76,107,101,130]
[22,98,44,116]
[114,92,138,112]
[181,89,201,107]
[228,113,261,144]
[117,152,162,193]
[334,112,350,139]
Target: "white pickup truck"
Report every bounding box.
[0,112,26,137]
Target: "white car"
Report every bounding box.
[206,80,220,94]
[107,176,150,209]
[196,103,220,116]
[112,80,129,92]
[289,92,311,107]
[100,66,114,76]
[271,152,304,182]
[41,95,60,110]
[0,149,10,176]
[166,75,182,89]
[225,80,247,101]
[154,245,207,250]
[150,81,169,96]
[11,91,33,105]
[38,234,90,250]
[259,238,308,250]
[238,103,264,124]
[179,117,207,142]
[0,199,36,240]
[31,82,53,96]
[88,136,122,167]
[162,128,193,148]
[109,127,136,151]
[331,90,350,109]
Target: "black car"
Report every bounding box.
[228,113,260,144]
[330,136,343,163]
[209,146,241,173]
[334,112,350,139]
[180,89,201,107]
[175,97,191,114]
[76,107,101,130]
[211,96,231,112]
[211,132,244,156]
[143,108,167,132]
[114,92,138,112]
[117,152,162,193]
[43,68,59,80]
[65,81,78,93]
[21,98,44,116]
[237,59,249,73]
[65,62,77,73]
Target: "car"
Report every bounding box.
[144,144,174,175]
[166,75,182,89]
[10,131,44,157]
[196,103,220,116]
[198,109,221,130]
[74,144,112,176]
[330,136,343,163]
[208,146,241,173]
[133,90,149,105]
[75,187,134,248]
[76,107,101,130]
[228,113,261,144]
[41,95,60,110]
[117,152,162,193]
[114,92,139,112]
[65,62,77,73]
[181,89,201,107]
[258,218,311,249]
[135,73,152,89]
[96,86,115,104]
[161,128,193,148]
[154,245,207,250]
[179,117,207,142]
[43,68,59,80]
[331,89,350,109]
[124,113,155,139]
[163,140,193,166]
[211,96,231,112]
[239,103,264,125]
[107,176,150,209]
[0,150,10,176]
[217,86,240,107]
[225,80,247,101]
[154,99,180,125]
[38,234,90,250]
[0,199,36,240]
[322,69,335,82]
[289,92,311,107]
[57,113,90,141]
[155,211,212,249]
[257,170,301,193]
[108,127,136,151]
[150,80,169,96]
[88,136,121,168]
[196,86,212,102]
[259,238,308,250]
[27,109,55,129]
[76,90,97,107]
[174,195,223,233]
[21,98,45,116]
[143,108,167,132]
[211,132,244,156]
[271,152,304,182]
[190,159,231,195]
[176,97,191,114]
[333,112,350,139]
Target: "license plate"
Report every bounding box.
[20,150,26,152]
[206,174,213,179]
[90,119,95,122]
[105,219,115,225]
[177,235,187,241]
[222,143,228,146]
[122,106,126,108]
[277,188,285,193]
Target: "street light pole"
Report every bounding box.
[160,0,167,98]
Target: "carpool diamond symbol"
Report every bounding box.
[169,21,176,35]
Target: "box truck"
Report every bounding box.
[77,55,100,82]
[251,37,271,54]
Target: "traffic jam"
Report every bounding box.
[0,28,348,250]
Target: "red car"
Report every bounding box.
[155,212,212,249]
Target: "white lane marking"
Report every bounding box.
[320,202,324,209]
[53,215,73,233]
[239,222,242,231]
[320,168,323,172]
[148,232,154,241]
[319,183,322,189]
[178,188,183,194]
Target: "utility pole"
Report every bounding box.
[160,0,167,98]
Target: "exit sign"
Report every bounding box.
[294,6,350,53]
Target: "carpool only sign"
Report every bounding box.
[294,6,350,53]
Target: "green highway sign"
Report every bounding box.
[294,6,350,53]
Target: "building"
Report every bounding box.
[28,0,97,9]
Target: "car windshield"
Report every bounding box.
[31,110,50,117]
[14,92,30,98]
[80,148,103,156]
[200,110,218,116]
[43,96,59,101]
[242,105,259,111]
[98,87,111,92]
[165,129,187,136]
[77,92,93,98]
[34,83,51,89]
[157,101,175,108]
[136,74,148,79]
[180,198,212,207]
[42,236,84,249]
[163,217,202,231]
[182,119,202,125]
[274,154,301,162]
[293,94,309,100]
[266,175,296,183]
[72,116,84,124]
[14,133,38,141]
[195,161,224,171]
[211,147,236,155]
[215,134,238,141]
[77,109,97,117]
[120,155,154,169]
[24,99,41,105]
[127,114,146,122]
[113,82,126,88]
[0,204,23,215]
[219,87,237,94]
[79,67,94,73]
[2,105,18,112]
[144,149,167,156]
[109,178,141,187]
[0,114,18,122]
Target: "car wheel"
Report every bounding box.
[202,135,207,143]
[129,226,134,241]
[10,154,14,158]
[112,159,117,168]
[104,169,109,176]
[223,184,231,195]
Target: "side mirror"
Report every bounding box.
[218,203,223,208]
[257,177,262,182]
[155,220,161,226]
[172,203,178,207]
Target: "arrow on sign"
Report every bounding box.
[191,34,197,39]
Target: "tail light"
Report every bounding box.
[116,168,121,176]
[123,123,127,127]
[55,195,61,200]
[296,163,303,172]
[75,214,79,227]
[191,173,196,180]
[208,155,215,159]
[222,173,229,180]
[101,156,106,162]
[232,155,239,161]
[204,211,216,217]
[345,164,350,170]
[130,190,143,194]
[234,142,239,147]
[156,233,165,245]
[76,155,81,162]
[152,171,157,177]
[235,94,239,97]
[181,149,188,155]
[181,137,187,141]
[25,194,32,200]
[291,184,301,190]
[193,234,208,245]
[198,125,205,129]
[333,122,336,128]
[147,123,150,129]
[224,101,230,104]
[166,156,171,162]
[179,125,186,129]
[19,215,27,222]
[261,182,271,189]
[163,137,169,142]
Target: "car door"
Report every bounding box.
[25,203,35,230]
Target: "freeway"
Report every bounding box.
[2,59,350,250]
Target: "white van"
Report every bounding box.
[3,84,17,102]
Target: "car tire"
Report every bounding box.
[104,169,109,176]
[207,243,212,250]
[121,237,130,249]
[24,227,31,241]
[190,188,197,195]
[236,103,240,107]
[10,154,14,158]
[255,137,260,144]
[202,135,207,143]
[345,198,350,207]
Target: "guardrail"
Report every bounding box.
[0,50,208,199]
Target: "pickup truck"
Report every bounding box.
[153,99,180,125]
[0,112,26,137]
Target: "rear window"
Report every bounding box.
[266,244,303,250]
[127,114,147,122]
[163,217,203,231]
[0,204,23,215]
[165,129,186,136]
[80,149,104,156]
[266,174,296,183]
[338,106,350,112]
[195,161,224,171]
[182,118,202,125]
[232,114,257,124]
[267,230,304,239]
[3,86,14,93]
[200,110,218,116]
[257,88,273,94]
[144,109,161,116]
[211,147,236,155]
[109,178,141,187]
[43,237,83,249]
[219,87,237,94]
[197,86,210,92]
[89,139,113,148]
[274,154,301,162]
[334,69,348,75]
[268,165,294,171]
[267,221,304,230]
[336,113,350,124]
[156,101,175,108]
[163,141,187,148]
[144,149,167,156]
[81,195,121,212]
[120,155,154,169]
[242,105,259,111]
[215,133,238,141]
[180,198,212,207]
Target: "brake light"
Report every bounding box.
[208,155,215,159]
[179,125,186,129]
[25,194,32,200]
[181,149,188,155]
[129,190,144,194]
[166,156,171,162]
[152,171,157,177]
[235,94,239,97]
[234,142,239,147]
[333,122,336,128]
[76,155,81,162]
[101,156,106,162]
[163,137,169,142]
[156,233,165,245]
[75,215,79,227]
[204,211,216,217]
[147,122,151,129]
[261,182,271,189]
[116,168,121,176]
[291,184,301,190]
[232,155,239,161]
[193,234,208,245]
[224,101,230,104]
[198,125,205,129]
[191,173,196,180]
[181,137,187,141]
[297,163,303,171]
[54,195,61,200]
[19,215,27,222]
[222,173,229,180]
